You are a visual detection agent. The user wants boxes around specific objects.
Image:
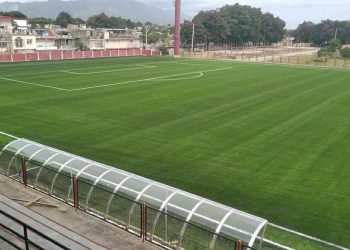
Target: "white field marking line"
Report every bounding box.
[181,56,350,72]
[61,63,150,71]
[149,72,203,81]
[0,131,18,140]
[68,67,233,91]
[4,70,65,77]
[263,239,294,250]
[3,64,152,77]
[61,65,156,75]
[0,77,69,91]
[60,63,151,72]
[269,223,349,250]
[150,61,217,67]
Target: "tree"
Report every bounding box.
[294,20,350,46]
[87,13,137,29]
[261,13,286,43]
[194,10,230,45]
[181,21,194,46]
[55,12,74,28]
[219,4,263,43]
[340,48,350,58]
[185,4,286,45]
[0,11,27,18]
[293,21,314,43]
[328,39,341,52]
[87,13,112,28]
[30,17,54,28]
[75,18,86,25]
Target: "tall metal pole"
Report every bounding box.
[191,23,195,52]
[144,25,151,48]
[174,0,181,56]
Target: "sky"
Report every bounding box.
[180,0,350,28]
[1,0,349,28]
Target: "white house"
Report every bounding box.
[13,19,29,33]
[11,35,37,53]
[36,36,57,51]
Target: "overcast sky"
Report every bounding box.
[1,0,349,28]
[182,0,350,28]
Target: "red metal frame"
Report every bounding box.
[21,157,27,187]
[141,203,144,241]
[144,204,148,241]
[236,240,242,250]
[73,176,79,211]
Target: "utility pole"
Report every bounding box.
[144,25,152,48]
[334,27,338,40]
[191,23,195,52]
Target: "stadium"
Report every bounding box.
[0,1,349,250]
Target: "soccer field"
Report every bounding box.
[0,56,349,248]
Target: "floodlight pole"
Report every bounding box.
[174,0,181,56]
[191,23,195,52]
[144,25,152,48]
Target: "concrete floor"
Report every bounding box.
[0,174,160,250]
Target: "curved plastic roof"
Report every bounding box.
[1,138,267,248]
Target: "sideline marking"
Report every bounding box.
[61,65,156,75]
[263,239,294,250]
[69,67,233,91]
[269,223,349,250]
[181,56,350,72]
[0,131,18,140]
[0,77,69,91]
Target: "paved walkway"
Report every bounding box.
[0,175,159,250]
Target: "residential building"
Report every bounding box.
[13,19,29,34]
[69,27,141,50]
[0,16,13,34]
[0,34,11,53]
[102,29,141,50]
[52,28,76,51]
[11,35,37,53]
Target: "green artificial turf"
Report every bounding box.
[0,57,349,248]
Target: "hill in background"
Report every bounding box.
[0,0,189,24]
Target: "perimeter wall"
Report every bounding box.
[0,49,161,63]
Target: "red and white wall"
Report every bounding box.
[0,49,161,63]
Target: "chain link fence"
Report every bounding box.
[182,49,350,70]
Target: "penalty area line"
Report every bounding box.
[61,65,156,75]
[149,72,203,81]
[0,77,69,91]
[68,67,233,91]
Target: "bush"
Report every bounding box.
[317,48,329,57]
[313,57,327,63]
[158,45,169,55]
[340,48,350,58]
